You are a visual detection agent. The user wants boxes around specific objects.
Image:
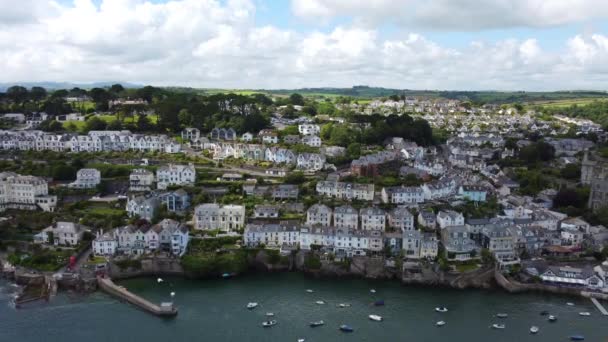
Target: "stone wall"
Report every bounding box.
[108,258,185,279]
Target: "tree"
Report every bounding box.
[30,87,47,102]
[289,93,304,106]
[560,164,581,180]
[481,248,494,265]
[85,117,107,131]
[178,109,192,127]
[109,84,125,95]
[6,86,28,104]
[136,114,153,132]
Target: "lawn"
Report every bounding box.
[62,113,158,132]
[454,263,480,273]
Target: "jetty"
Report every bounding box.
[590,297,608,316]
[97,276,177,317]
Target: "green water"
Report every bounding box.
[1,273,606,341]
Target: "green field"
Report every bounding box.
[62,114,158,132]
[531,98,608,108]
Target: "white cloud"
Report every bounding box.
[1,0,608,90]
[291,0,608,30]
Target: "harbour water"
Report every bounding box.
[0,273,606,341]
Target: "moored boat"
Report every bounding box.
[566,302,574,306]
[310,320,324,327]
[265,312,274,317]
[578,312,591,316]
[339,324,354,332]
[435,307,448,313]
[491,323,506,329]
[246,302,258,310]
[306,289,314,293]
[370,289,376,293]
[368,314,382,322]
[530,326,539,334]
[262,320,277,327]
[436,321,446,327]
[337,303,351,308]
[570,335,585,341]
[548,315,557,322]
[496,313,508,318]
[315,300,325,305]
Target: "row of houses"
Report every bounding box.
[209,143,326,171]
[128,164,196,191]
[0,130,182,154]
[306,204,415,231]
[92,219,189,257]
[244,223,438,259]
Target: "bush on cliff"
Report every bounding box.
[181,251,248,277]
[304,254,321,270]
[114,259,142,270]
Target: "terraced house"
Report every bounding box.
[193,203,246,232]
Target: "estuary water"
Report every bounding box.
[0,273,606,341]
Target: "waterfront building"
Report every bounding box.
[35,221,87,246]
[193,203,245,231]
[333,205,359,229]
[244,223,300,248]
[92,229,117,256]
[441,225,478,261]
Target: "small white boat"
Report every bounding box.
[436,321,446,327]
[262,320,277,327]
[170,292,175,297]
[370,289,376,293]
[246,302,258,310]
[306,289,314,293]
[310,320,324,327]
[298,339,305,342]
[368,314,382,322]
[265,312,274,317]
[496,313,508,318]
[157,278,163,283]
[548,315,557,322]
[337,303,351,308]
[315,300,325,305]
[435,307,448,313]
[492,323,506,329]
[530,326,539,334]
[567,302,575,306]
[579,312,591,316]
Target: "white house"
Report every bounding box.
[126,195,160,221]
[360,207,386,231]
[93,229,118,256]
[156,163,196,190]
[244,223,300,248]
[298,124,320,136]
[381,186,424,204]
[36,221,87,246]
[69,168,101,189]
[437,210,465,229]
[301,135,322,147]
[129,169,155,192]
[306,204,333,226]
[0,172,57,212]
[333,205,359,229]
[388,206,414,231]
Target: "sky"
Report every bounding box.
[1,0,608,91]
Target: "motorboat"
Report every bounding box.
[337,303,351,308]
[262,320,277,327]
[548,315,557,322]
[309,320,324,327]
[222,273,233,279]
[566,302,575,306]
[339,325,354,332]
[496,313,508,318]
[570,335,585,341]
[491,323,506,329]
[315,300,325,305]
[373,300,385,306]
[578,312,591,316]
[540,310,549,316]
[530,326,539,334]
[306,289,314,293]
[265,312,274,317]
[436,321,446,327]
[368,315,382,322]
[297,339,305,342]
[435,307,448,313]
[246,302,258,310]
[370,289,376,293]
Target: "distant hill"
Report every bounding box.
[0,82,143,92]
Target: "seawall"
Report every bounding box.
[97,276,177,317]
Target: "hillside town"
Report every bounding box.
[1,87,608,302]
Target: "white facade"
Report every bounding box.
[156,164,196,190]
[69,168,101,189]
[244,223,300,248]
[193,203,246,231]
[37,221,86,246]
[0,172,57,212]
[437,210,465,229]
[302,135,322,147]
[360,207,386,231]
[93,230,118,256]
[333,205,359,229]
[129,169,155,192]
[381,186,424,204]
[306,204,333,227]
[298,124,320,136]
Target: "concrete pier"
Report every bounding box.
[97,276,177,317]
[590,297,608,316]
